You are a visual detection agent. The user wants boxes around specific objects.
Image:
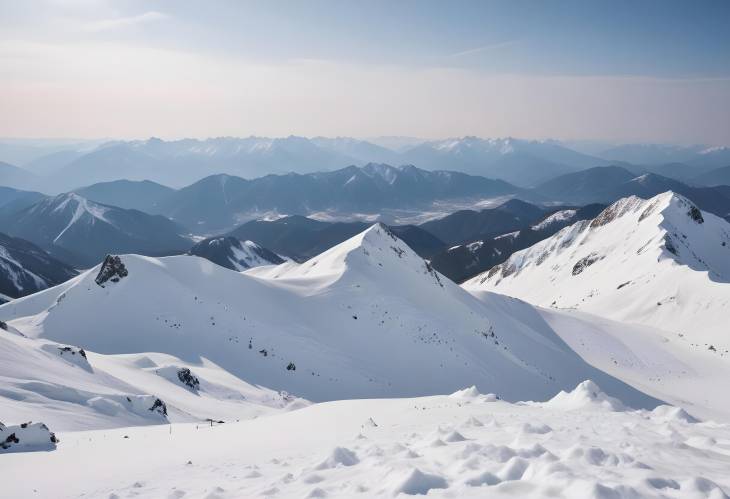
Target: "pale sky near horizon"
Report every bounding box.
[1,0,729,145]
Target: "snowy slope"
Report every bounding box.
[0,232,78,300]
[189,236,284,271]
[0,224,657,409]
[0,324,304,431]
[3,383,728,498]
[465,192,730,350]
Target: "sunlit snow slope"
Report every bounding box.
[0,224,658,410]
[465,192,730,350]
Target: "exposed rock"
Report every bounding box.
[688,205,704,224]
[0,422,58,452]
[0,320,6,331]
[572,253,602,276]
[664,234,678,255]
[149,398,168,416]
[57,345,87,359]
[95,255,128,287]
[177,368,200,390]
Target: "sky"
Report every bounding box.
[1,0,729,145]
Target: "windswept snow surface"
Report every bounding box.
[0,325,304,431]
[2,382,729,498]
[0,224,658,411]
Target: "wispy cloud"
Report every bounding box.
[450,40,519,58]
[84,11,167,32]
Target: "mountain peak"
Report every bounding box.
[465,190,730,344]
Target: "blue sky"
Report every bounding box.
[1,0,729,143]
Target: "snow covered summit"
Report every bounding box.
[464,191,730,347]
[0,223,657,409]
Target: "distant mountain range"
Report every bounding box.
[533,166,730,220]
[599,143,730,169]
[0,136,616,192]
[1,136,728,195]
[0,193,191,267]
[151,164,522,232]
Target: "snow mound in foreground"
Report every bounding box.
[651,405,700,424]
[448,386,481,399]
[389,468,448,496]
[315,447,359,469]
[0,421,57,453]
[543,380,627,412]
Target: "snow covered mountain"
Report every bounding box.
[189,237,285,271]
[465,192,730,350]
[0,232,77,303]
[430,204,606,282]
[0,193,191,266]
[0,224,656,410]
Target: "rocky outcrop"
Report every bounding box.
[688,205,704,224]
[149,398,167,416]
[177,368,200,391]
[572,253,602,276]
[0,421,58,452]
[95,255,128,287]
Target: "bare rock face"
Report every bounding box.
[664,234,678,255]
[177,368,200,391]
[688,205,704,224]
[95,255,128,287]
[149,398,168,416]
[0,320,7,331]
[572,253,602,276]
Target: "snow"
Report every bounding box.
[2,383,729,498]
[0,328,303,431]
[531,209,577,231]
[0,244,47,292]
[465,192,730,349]
[226,240,279,271]
[1,217,728,497]
[494,230,520,241]
[52,193,112,244]
[0,224,658,418]
[464,192,730,420]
